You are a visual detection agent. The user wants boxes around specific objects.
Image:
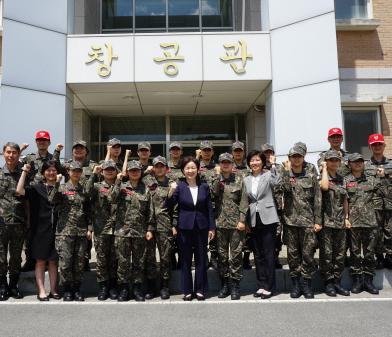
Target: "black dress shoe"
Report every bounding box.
[49,292,61,300]
[37,295,49,302]
[260,292,273,300]
[253,290,262,298]
[63,291,74,302]
[196,293,205,301]
[9,286,24,299]
[183,294,193,301]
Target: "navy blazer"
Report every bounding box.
[167,180,216,231]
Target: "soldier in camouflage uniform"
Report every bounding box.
[278,145,322,299]
[102,138,123,171]
[85,160,118,301]
[150,156,176,299]
[48,161,92,301]
[0,143,27,301]
[319,150,351,297]
[110,160,155,302]
[212,153,248,300]
[197,140,219,270]
[364,133,392,269]
[345,153,382,295]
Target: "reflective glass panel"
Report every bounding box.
[102,0,133,30]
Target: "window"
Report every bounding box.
[334,0,369,19]
[202,0,233,29]
[343,108,380,157]
[135,0,166,30]
[102,0,133,30]
[169,0,200,29]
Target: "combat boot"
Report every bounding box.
[73,282,85,302]
[117,283,130,302]
[145,279,156,300]
[97,281,109,301]
[160,279,170,300]
[218,278,231,298]
[230,279,241,300]
[9,276,23,299]
[302,278,314,299]
[109,279,118,300]
[363,275,379,295]
[62,283,74,301]
[290,277,301,299]
[324,280,336,297]
[376,254,385,270]
[242,252,252,270]
[334,279,350,296]
[0,276,9,301]
[351,275,363,294]
[133,282,145,302]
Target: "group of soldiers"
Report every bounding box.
[0,126,391,301]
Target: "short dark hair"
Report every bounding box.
[246,150,266,167]
[41,160,60,176]
[181,156,200,172]
[3,142,21,153]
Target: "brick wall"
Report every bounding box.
[381,97,392,158]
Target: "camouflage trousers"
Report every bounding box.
[209,236,218,257]
[350,227,377,276]
[55,235,87,285]
[375,210,392,256]
[0,224,26,278]
[319,227,346,281]
[286,226,317,279]
[115,236,146,284]
[146,231,173,281]
[217,228,245,281]
[145,237,157,281]
[94,234,117,283]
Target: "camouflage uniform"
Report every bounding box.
[345,173,382,276]
[319,173,348,281]
[23,150,61,184]
[48,179,90,286]
[167,160,184,182]
[364,156,392,261]
[111,174,155,285]
[0,163,27,283]
[278,165,322,279]
[318,149,351,177]
[212,172,248,281]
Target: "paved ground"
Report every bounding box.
[1,291,392,337]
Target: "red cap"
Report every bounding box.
[368,133,385,145]
[35,130,51,140]
[328,128,343,138]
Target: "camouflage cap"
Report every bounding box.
[232,141,245,151]
[169,141,183,150]
[153,156,167,166]
[138,142,151,151]
[107,138,121,146]
[102,160,117,170]
[324,150,341,161]
[73,140,87,148]
[68,161,83,171]
[127,160,143,170]
[288,145,306,157]
[348,153,364,162]
[294,142,307,154]
[219,152,234,163]
[200,140,213,150]
[261,143,274,153]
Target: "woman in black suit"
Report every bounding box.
[167,156,216,301]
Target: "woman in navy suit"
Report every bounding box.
[167,156,216,301]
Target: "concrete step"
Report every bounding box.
[17,266,392,296]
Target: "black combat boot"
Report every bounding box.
[21,258,36,273]
[97,281,109,301]
[109,279,118,300]
[384,255,392,270]
[302,278,314,299]
[0,276,9,301]
[62,283,74,302]
[209,253,219,271]
[363,275,379,295]
[334,279,350,296]
[351,275,363,293]
[242,252,252,270]
[145,279,156,300]
[133,282,145,302]
[230,279,241,300]
[160,279,170,300]
[73,282,85,301]
[324,280,336,297]
[376,254,385,270]
[218,278,231,298]
[117,283,130,302]
[290,277,302,298]
[8,276,23,299]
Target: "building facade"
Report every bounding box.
[0,0,389,162]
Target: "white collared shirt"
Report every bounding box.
[251,174,262,197]
[189,186,198,206]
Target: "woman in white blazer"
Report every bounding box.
[244,150,280,299]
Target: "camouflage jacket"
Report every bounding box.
[211,173,248,229]
[48,181,90,236]
[63,159,97,186]
[167,160,184,182]
[85,173,117,235]
[23,150,61,183]
[111,180,155,238]
[344,174,382,228]
[140,163,158,188]
[232,160,249,177]
[0,163,27,225]
[321,174,348,229]
[364,156,392,210]
[278,168,322,227]
[150,177,174,232]
[318,148,351,177]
